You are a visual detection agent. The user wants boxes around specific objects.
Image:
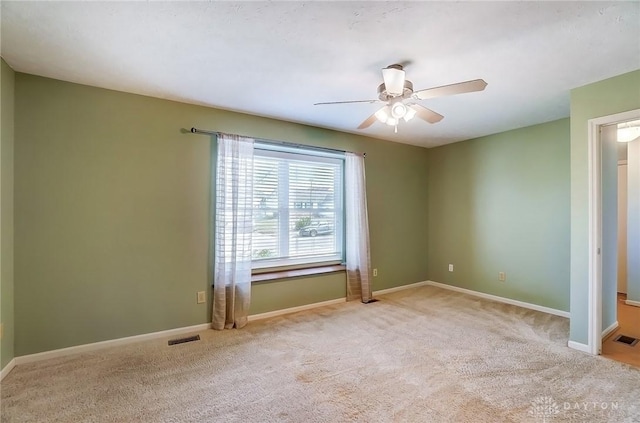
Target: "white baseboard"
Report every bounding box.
[425,280,570,318]
[249,280,429,321]
[568,340,591,354]
[0,358,16,381]
[625,299,640,308]
[248,298,346,321]
[15,323,212,366]
[602,321,619,339]
[373,281,428,296]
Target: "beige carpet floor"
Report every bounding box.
[1,285,639,422]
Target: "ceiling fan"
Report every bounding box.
[314,64,487,133]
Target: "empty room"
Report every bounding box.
[1,2,639,422]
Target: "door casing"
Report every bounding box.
[586,109,640,355]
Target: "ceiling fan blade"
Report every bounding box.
[357,111,380,129]
[409,104,444,124]
[413,79,488,100]
[314,99,380,106]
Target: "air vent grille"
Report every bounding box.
[614,335,638,346]
[168,335,201,346]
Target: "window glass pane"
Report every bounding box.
[252,147,343,269]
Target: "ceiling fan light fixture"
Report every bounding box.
[386,117,398,126]
[382,66,405,96]
[390,102,407,119]
[403,107,417,122]
[375,107,389,123]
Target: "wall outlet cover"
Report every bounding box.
[197,291,206,304]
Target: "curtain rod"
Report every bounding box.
[189,127,365,158]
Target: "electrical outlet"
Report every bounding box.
[448,264,454,272]
[498,272,506,282]
[197,291,206,304]
[373,268,378,277]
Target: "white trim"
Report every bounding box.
[587,109,640,357]
[568,341,591,354]
[248,281,429,321]
[15,323,212,365]
[248,298,346,321]
[625,299,640,308]
[602,321,619,340]
[0,358,16,381]
[587,116,602,356]
[373,281,428,296]
[425,280,570,318]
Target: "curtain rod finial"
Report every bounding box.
[190,127,197,133]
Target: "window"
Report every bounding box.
[252,143,344,270]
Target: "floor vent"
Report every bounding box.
[614,335,638,347]
[168,335,200,346]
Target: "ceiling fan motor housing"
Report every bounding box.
[377,80,414,101]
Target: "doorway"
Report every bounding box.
[600,123,640,367]
[587,109,640,360]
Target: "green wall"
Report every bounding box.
[14,73,429,356]
[1,58,15,369]
[569,70,640,345]
[427,119,570,311]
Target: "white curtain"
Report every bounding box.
[345,153,373,303]
[212,133,254,330]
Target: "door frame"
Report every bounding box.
[587,108,640,355]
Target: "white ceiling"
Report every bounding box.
[1,1,639,148]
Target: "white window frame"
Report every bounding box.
[252,143,345,271]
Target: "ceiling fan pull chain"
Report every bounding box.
[394,124,398,134]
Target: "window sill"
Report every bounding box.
[251,264,346,283]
